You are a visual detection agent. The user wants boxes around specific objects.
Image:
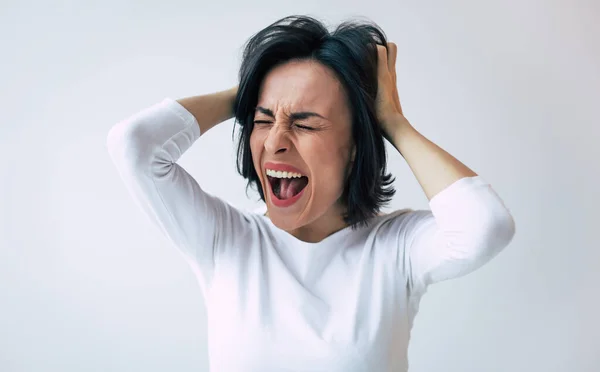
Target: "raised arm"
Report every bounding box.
[398,176,515,292]
[177,86,238,134]
[374,43,515,292]
[106,87,244,294]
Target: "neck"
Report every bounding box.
[287,204,349,243]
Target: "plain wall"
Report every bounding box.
[1,0,598,371]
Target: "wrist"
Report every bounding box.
[388,115,418,152]
[384,113,412,137]
[224,86,238,118]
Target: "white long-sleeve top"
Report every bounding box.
[106,98,516,372]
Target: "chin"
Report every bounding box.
[265,205,307,232]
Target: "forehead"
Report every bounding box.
[256,60,347,116]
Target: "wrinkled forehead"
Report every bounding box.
[256,60,347,117]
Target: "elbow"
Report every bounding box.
[106,119,156,170]
[106,121,126,157]
[488,208,516,247]
[470,208,516,261]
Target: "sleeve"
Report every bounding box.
[105,98,249,293]
[398,176,516,293]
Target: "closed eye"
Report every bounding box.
[295,123,315,131]
[253,121,315,131]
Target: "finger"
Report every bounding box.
[386,42,396,71]
[377,44,388,72]
[387,42,397,85]
[385,42,401,113]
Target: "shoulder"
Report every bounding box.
[236,204,284,240]
[209,203,283,263]
[363,208,434,245]
[373,208,429,230]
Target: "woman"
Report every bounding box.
[107,15,515,372]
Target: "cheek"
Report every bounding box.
[249,130,264,166]
[304,141,350,191]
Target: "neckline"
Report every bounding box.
[254,209,357,248]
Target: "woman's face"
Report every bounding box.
[250,59,355,232]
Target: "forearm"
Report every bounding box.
[176,86,238,135]
[388,114,478,201]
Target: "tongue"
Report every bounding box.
[279,177,307,200]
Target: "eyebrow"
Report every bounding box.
[254,106,327,121]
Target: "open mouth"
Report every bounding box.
[266,170,309,201]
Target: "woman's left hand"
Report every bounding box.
[375,42,411,139]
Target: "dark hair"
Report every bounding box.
[233,15,395,227]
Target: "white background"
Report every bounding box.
[1,0,598,371]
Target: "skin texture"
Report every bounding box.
[250,59,356,243]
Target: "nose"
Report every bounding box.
[264,123,291,154]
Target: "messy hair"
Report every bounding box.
[233,15,395,227]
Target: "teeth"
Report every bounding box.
[266,169,304,178]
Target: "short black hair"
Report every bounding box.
[233,15,395,227]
